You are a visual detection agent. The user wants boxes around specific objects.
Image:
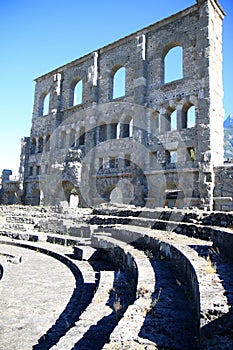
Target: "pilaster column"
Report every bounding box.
[133,34,147,105]
[66,129,71,148]
[35,137,39,153]
[176,108,183,130]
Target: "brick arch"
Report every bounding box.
[103,184,117,202]
[110,63,125,77]
[70,76,82,89]
[162,41,182,60]
[52,180,84,207]
[96,163,148,207]
[62,180,75,203]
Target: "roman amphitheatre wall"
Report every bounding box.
[2,0,230,210]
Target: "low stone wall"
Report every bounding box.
[99,226,200,342]
[92,234,156,347]
[92,235,138,289]
[212,229,233,260]
[214,166,233,211]
[145,234,200,327]
[93,205,233,227]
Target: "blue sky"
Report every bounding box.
[0,0,232,177]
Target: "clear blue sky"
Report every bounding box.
[0,0,232,177]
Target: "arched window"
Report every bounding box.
[113,67,126,99]
[30,138,36,155]
[73,80,83,106]
[164,46,183,84]
[182,104,196,128]
[29,166,33,176]
[121,117,133,138]
[36,166,41,176]
[41,93,50,116]
[164,108,177,131]
[170,110,177,130]
[38,137,43,153]
[110,120,120,139]
[187,106,195,128]
[99,123,107,142]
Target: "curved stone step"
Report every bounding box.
[98,225,231,342]
[92,205,233,228]
[92,233,156,349]
[93,230,199,349]
[50,270,115,349]
[1,205,233,349]
[91,214,213,241]
[32,249,98,349]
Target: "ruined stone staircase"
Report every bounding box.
[1,204,233,349]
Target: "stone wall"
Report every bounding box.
[214,165,233,211]
[0,170,22,205]
[17,0,227,210]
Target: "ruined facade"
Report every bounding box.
[10,0,232,210]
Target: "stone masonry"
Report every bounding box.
[1,0,232,211]
[1,204,233,349]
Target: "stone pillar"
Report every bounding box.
[94,157,100,172]
[118,152,125,168]
[133,34,147,105]
[95,126,100,144]
[66,129,71,148]
[106,124,111,140]
[176,108,183,130]
[87,51,99,104]
[147,111,151,135]
[160,111,169,133]
[35,137,39,154]
[75,129,79,148]
[53,73,62,112]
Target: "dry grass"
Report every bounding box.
[204,255,217,274]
